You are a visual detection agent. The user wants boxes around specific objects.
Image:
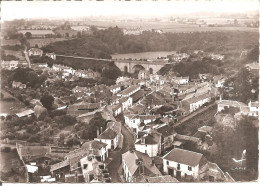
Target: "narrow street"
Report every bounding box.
[106,124,135,183]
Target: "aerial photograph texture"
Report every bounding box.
[0,0,259,184]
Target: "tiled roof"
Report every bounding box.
[122,150,161,177]
[198,126,213,133]
[118,85,140,96]
[139,115,156,121]
[131,89,145,102]
[163,148,203,166]
[183,93,211,104]
[155,124,176,137]
[97,128,117,140]
[82,140,107,150]
[50,159,70,172]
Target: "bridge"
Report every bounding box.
[54,54,169,74]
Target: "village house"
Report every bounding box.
[135,131,161,157]
[181,93,211,113]
[213,75,225,88]
[1,60,19,70]
[67,102,101,117]
[124,114,141,133]
[110,84,122,94]
[46,53,56,60]
[12,81,27,89]
[122,150,162,182]
[118,97,132,112]
[172,77,189,85]
[123,27,143,35]
[139,115,156,125]
[28,48,43,57]
[117,85,141,97]
[209,54,224,60]
[162,148,208,181]
[130,89,145,103]
[138,70,150,80]
[154,124,177,151]
[81,140,108,162]
[128,104,146,115]
[112,103,122,116]
[95,128,118,150]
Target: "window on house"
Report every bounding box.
[166,161,169,165]
[177,163,180,170]
[188,166,192,171]
[145,150,147,154]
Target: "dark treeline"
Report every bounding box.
[42,27,258,59]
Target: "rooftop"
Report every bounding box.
[122,150,161,177]
[97,128,117,140]
[163,148,204,166]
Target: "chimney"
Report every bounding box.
[141,137,145,144]
[97,129,99,137]
[100,127,103,134]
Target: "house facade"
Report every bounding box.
[124,114,141,133]
[122,150,162,182]
[163,148,207,181]
[135,132,161,157]
[96,128,118,150]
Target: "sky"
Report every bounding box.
[1,0,259,21]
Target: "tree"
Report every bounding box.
[40,94,54,110]
[25,32,32,39]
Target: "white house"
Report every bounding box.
[119,97,132,111]
[139,115,156,125]
[248,101,259,112]
[28,48,43,57]
[124,114,141,133]
[162,148,207,181]
[112,103,122,116]
[122,150,162,182]
[110,84,122,94]
[117,85,140,97]
[96,128,118,150]
[81,140,108,162]
[172,77,189,85]
[182,93,211,113]
[46,53,56,60]
[135,132,161,157]
[1,60,19,70]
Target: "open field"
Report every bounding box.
[1,38,68,48]
[0,90,27,115]
[83,20,258,33]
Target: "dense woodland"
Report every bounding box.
[42,27,258,57]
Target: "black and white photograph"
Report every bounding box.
[0,0,259,184]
